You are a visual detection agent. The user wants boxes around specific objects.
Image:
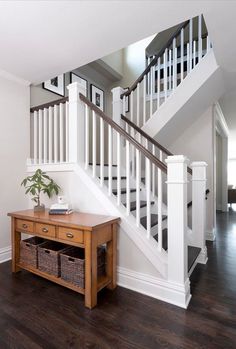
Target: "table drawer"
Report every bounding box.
[35,223,56,238]
[58,227,84,244]
[16,219,34,233]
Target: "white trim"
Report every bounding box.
[0,69,30,86]
[117,266,191,309]
[214,103,229,138]
[206,229,216,241]
[0,246,11,263]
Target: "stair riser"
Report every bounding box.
[104,179,127,190]
[91,165,125,177]
[120,191,137,203]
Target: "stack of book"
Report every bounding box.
[49,203,73,215]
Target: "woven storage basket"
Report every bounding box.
[20,237,46,268]
[60,246,106,288]
[38,241,69,277]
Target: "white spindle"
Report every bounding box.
[157,57,160,108]
[59,103,64,162]
[207,36,210,53]
[146,158,151,238]
[187,43,190,73]
[189,18,193,70]
[65,102,69,162]
[143,75,146,125]
[193,41,196,68]
[92,111,96,178]
[152,144,155,196]
[147,57,151,95]
[48,107,53,163]
[164,50,168,101]
[100,117,104,187]
[137,83,140,127]
[173,38,177,89]
[126,140,130,215]
[180,28,184,81]
[108,125,112,196]
[43,108,48,163]
[38,109,43,163]
[85,105,89,170]
[33,111,37,164]
[168,49,172,93]
[117,132,121,206]
[122,97,128,133]
[158,150,163,252]
[136,148,140,227]
[150,66,153,117]
[130,91,135,176]
[53,105,58,163]
[198,15,202,60]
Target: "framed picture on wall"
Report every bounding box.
[70,72,88,96]
[43,74,65,96]
[90,84,104,111]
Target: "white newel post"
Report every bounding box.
[112,87,125,164]
[67,82,87,164]
[166,155,191,308]
[191,161,208,264]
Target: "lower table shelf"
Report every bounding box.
[17,263,111,295]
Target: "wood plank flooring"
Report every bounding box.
[0,210,236,348]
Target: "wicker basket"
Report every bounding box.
[60,246,106,288]
[38,242,69,277]
[20,237,46,268]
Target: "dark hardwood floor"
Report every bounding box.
[1,210,236,348]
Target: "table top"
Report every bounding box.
[8,209,120,231]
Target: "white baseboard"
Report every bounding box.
[117,266,191,309]
[206,229,216,241]
[0,246,11,263]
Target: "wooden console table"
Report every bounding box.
[8,209,119,309]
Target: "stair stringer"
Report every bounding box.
[74,163,168,278]
[142,50,225,146]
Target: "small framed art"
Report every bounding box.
[70,72,88,96]
[43,74,65,96]
[90,84,104,111]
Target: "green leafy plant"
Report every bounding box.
[21,169,60,208]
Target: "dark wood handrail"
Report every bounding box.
[30,97,68,113]
[79,93,167,174]
[121,20,189,99]
[121,114,192,175]
[121,114,172,156]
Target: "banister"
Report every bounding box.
[121,114,192,175]
[30,96,68,113]
[120,20,189,99]
[79,93,167,174]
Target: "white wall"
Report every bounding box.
[0,75,29,258]
[216,132,223,210]
[101,50,124,77]
[169,106,215,237]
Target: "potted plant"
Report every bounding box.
[21,169,60,212]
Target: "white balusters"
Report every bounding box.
[48,106,53,163]
[53,105,58,163]
[137,83,140,127]
[65,102,69,162]
[92,111,96,178]
[126,140,130,215]
[172,38,177,90]
[100,117,104,187]
[143,75,146,125]
[193,41,196,68]
[108,125,112,196]
[158,150,163,252]
[43,108,47,163]
[207,36,210,52]
[164,49,168,101]
[146,158,151,238]
[157,57,160,109]
[168,49,172,93]
[189,18,193,70]
[33,111,37,163]
[180,28,184,82]
[152,144,155,196]
[198,15,202,61]
[85,105,89,170]
[38,109,43,164]
[187,43,190,74]
[136,148,140,227]
[150,66,154,117]
[117,132,121,205]
[59,103,64,163]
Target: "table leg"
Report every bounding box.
[11,218,21,273]
[106,223,117,290]
[84,231,97,309]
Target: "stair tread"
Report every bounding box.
[153,229,201,272]
[102,176,127,180]
[112,188,137,195]
[140,214,167,229]
[124,200,155,211]
[89,163,117,167]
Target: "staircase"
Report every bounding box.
[27,15,210,309]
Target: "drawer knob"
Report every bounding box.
[42,227,48,233]
[66,232,74,239]
[22,224,28,229]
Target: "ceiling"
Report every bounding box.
[0,1,235,85]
